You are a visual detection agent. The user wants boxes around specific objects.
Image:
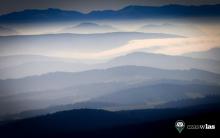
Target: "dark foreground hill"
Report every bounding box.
[0,103,219,138]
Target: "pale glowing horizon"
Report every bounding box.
[45,35,220,60]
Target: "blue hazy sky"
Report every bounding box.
[1,0,220,15]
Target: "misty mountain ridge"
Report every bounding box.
[1,78,219,116]
[72,22,115,29]
[2,95,220,121]
[1,65,220,92]
[1,4,220,23]
[106,52,220,74]
[1,50,220,79]
[60,22,118,33]
[92,83,220,107]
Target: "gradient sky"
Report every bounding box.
[1,0,220,15]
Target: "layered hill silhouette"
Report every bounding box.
[1,94,220,121]
[93,84,220,106]
[0,5,220,23]
[1,65,220,116]
[1,51,220,79]
[0,103,219,138]
[106,52,220,74]
[1,65,220,94]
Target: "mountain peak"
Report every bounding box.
[76,22,99,27]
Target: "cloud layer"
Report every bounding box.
[56,35,220,59]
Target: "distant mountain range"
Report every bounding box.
[1,50,220,79]
[1,65,220,115]
[0,4,220,23]
[105,52,220,74]
[2,95,220,121]
[1,65,220,95]
[60,22,118,34]
[93,83,220,107]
